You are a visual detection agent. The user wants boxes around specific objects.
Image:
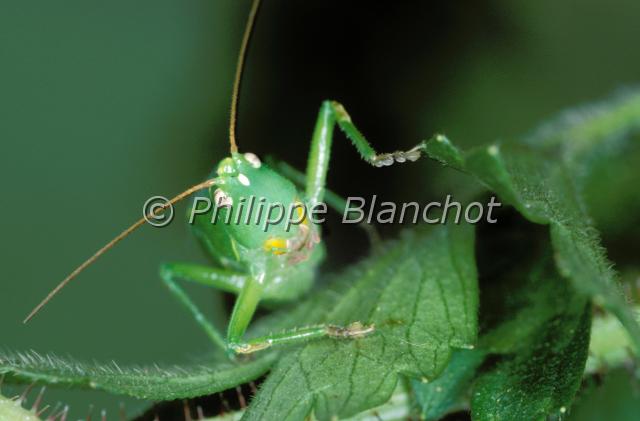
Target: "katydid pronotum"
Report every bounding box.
[24,0,442,358]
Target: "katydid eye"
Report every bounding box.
[244,152,261,168]
[238,173,251,186]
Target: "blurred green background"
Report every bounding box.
[1,0,639,418]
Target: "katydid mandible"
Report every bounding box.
[24,0,440,357]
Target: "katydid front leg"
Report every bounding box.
[229,323,375,354]
[159,263,239,352]
[161,264,375,357]
[305,100,438,206]
[225,273,374,355]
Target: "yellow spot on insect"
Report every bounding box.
[488,145,499,156]
[264,237,288,255]
[294,201,308,225]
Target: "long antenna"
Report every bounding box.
[229,0,262,154]
[23,178,217,323]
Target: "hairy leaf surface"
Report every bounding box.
[0,351,275,400]
[243,223,478,421]
[425,90,640,353]
[471,260,591,421]
[412,349,485,420]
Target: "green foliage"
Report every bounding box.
[412,349,485,420]
[243,223,478,420]
[425,91,640,353]
[471,260,591,421]
[2,90,640,420]
[1,223,479,419]
[0,351,275,400]
[412,244,593,421]
[472,306,591,421]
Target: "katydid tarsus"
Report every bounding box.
[24,0,442,357]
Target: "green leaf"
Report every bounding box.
[423,134,466,171]
[202,386,413,421]
[411,228,589,421]
[412,349,485,421]
[424,90,640,353]
[471,260,592,421]
[242,223,479,421]
[0,350,275,400]
[477,247,582,355]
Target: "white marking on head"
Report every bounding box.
[488,145,499,156]
[244,152,261,168]
[238,173,251,186]
[214,188,233,207]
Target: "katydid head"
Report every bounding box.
[194,0,320,275]
[192,152,321,268]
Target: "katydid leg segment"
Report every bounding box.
[161,267,229,351]
[305,100,428,206]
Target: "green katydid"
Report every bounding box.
[24,0,441,357]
